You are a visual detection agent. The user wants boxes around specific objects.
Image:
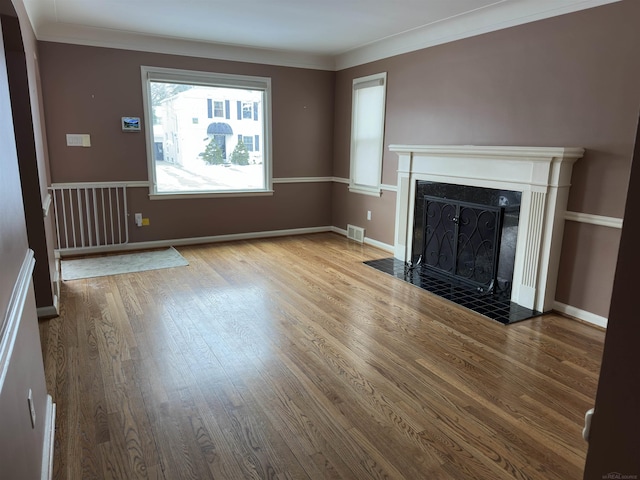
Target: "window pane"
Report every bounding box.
[243,135,254,151]
[213,100,224,118]
[242,101,253,119]
[148,78,267,194]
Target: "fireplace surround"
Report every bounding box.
[390,145,584,313]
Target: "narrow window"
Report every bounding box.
[349,72,387,196]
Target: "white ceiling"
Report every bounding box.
[19,0,621,70]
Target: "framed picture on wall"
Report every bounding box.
[121,117,141,131]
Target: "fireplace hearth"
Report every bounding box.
[364,257,540,324]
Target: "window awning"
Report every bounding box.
[207,122,233,135]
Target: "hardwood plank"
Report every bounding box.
[39,233,605,479]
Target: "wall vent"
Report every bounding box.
[347,224,365,243]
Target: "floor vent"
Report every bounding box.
[347,224,365,243]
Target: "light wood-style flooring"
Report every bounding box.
[39,233,605,479]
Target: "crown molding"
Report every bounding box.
[335,0,622,70]
[27,0,621,71]
[36,22,336,71]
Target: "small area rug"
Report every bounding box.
[61,247,189,281]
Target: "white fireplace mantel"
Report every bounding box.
[390,144,585,313]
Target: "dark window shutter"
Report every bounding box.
[255,135,260,151]
[253,102,258,120]
[225,100,230,119]
[207,99,212,118]
[238,134,242,143]
[237,101,242,120]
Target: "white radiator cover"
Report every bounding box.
[390,145,584,313]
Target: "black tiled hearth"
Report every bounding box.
[364,257,543,325]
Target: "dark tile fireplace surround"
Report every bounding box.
[365,181,543,324]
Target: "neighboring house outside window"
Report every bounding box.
[141,66,272,197]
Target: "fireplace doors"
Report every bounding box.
[420,196,504,293]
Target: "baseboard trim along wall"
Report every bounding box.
[56,226,334,257]
[553,301,608,329]
[41,395,56,480]
[36,294,59,319]
[331,226,394,253]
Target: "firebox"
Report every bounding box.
[411,182,521,298]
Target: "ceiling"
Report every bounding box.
[19,0,621,70]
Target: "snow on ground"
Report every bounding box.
[155,160,264,192]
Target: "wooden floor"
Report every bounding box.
[39,233,606,480]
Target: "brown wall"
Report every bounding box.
[38,43,335,243]
[332,0,640,318]
[584,115,640,478]
[126,183,331,242]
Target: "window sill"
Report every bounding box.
[348,185,382,197]
[149,190,274,200]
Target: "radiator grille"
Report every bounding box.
[347,224,365,243]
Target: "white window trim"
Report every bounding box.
[141,65,273,199]
[349,72,387,197]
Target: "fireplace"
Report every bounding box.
[387,145,584,318]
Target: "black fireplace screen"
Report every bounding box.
[412,182,522,297]
[422,196,503,292]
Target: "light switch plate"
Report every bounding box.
[66,134,91,147]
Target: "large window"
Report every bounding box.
[141,66,272,198]
[349,72,387,196]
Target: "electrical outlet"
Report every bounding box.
[27,389,36,428]
[134,213,142,227]
[367,210,372,221]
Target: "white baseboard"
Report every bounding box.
[553,301,608,329]
[41,395,56,480]
[364,236,394,252]
[37,294,59,319]
[57,226,334,257]
[331,226,394,253]
[36,305,58,319]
